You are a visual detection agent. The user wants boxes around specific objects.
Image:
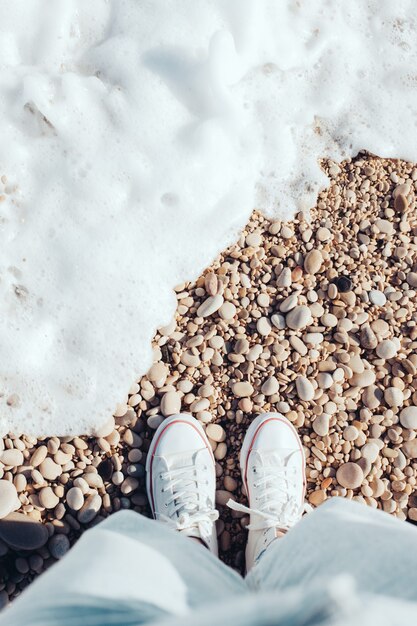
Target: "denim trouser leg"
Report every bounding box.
[0,510,244,626]
[2,499,417,626]
[248,498,417,603]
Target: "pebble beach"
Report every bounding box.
[1,152,417,603]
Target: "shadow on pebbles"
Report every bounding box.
[1,152,417,604]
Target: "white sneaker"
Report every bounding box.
[146,413,219,555]
[228,413,306,571]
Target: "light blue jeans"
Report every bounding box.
[2,498,417,626]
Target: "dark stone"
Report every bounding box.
[48,534,70,560]
[97,458,113,481]
[336,276,352,293]
[0,513,48,551]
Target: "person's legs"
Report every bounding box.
[228,413,307,571]
[248,497,417,602]
[1,512,244,626]
[1,413,245,626]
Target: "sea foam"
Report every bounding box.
[0,0,416,434]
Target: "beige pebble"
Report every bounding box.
[343,426,359,442]
[376,340,397,360]
[214,443,227,460]
[399,406,417,429]
[66,487,84,511]
[304,249,323,274]
[197,294,224,318]
[121,477,139,495]
[407,272,417,288]
[219,301,237,320]
[30,446,48,468]
[0,480,19,519]
[77,494,102,524]
[317,372,333,390]
[271,313,285,330]
[223,476,238,491]
[350,370,376,388]
[280,294,298,312]
[204,272,218,296]
[206,424,226,443]
[0,449,23,467]
[54,450,72,466]
[360,325,378,350]
[257,317,272,336]
[295,376,314,401]
[261,376,279,396]
[321,313,338,328]
[215,490,234,506]
[336,463,363,489]
[362,385,381,409]
[161,391,181,417]
[286,306,312,330]
[308,490,327,506]
[39,458,62,481]
[148,362,168,386]
[180,351,201,368]
[39,487,59,510]
[246,232,262,247]
[312,414,330,437]
[361,442,379,463]
[403,440,417,459]
[384,387,404,408]
[232,382,254,398]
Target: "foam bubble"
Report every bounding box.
[0,0,416,434]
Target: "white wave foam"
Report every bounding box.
[0,0,416,434]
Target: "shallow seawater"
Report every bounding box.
[1,0,417,434]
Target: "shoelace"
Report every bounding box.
[157,465,218,536]
[227,463,308,531]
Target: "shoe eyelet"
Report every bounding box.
[164,503,168,508]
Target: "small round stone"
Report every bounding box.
[39,487,59,510]
[304,249,323,274]
[295,376,314,401]
[399,406,417,429]
[256,317,272,336]
[376,340,397,360]
[206,424,226,443]
[39,458,62,481]
[48,534,70,560]
[316,372,333,390]
[219,302,236,320]
[360,442,380,463]
[232,382,254,398]
[0,480,19,519]
[335,276,352,293]
[0,449,23,467]
[77,494,102,524]
[30,446,48,467]
[384,387,404,408]
[147,362,168,386]
[343,426,359,442]
[286,306,312,330]
[336,463,363,489]
[369,290,386,306]
[66,487,84,511]
[261,376,279,396]
[312,414,330,437]
[160,391,181,417]
[197,294,224,318]
[350,370,376,388]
